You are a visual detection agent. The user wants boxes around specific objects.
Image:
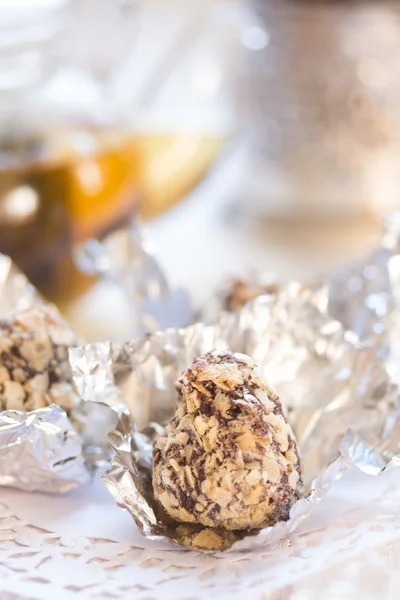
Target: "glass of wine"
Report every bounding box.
[0,0,141,302]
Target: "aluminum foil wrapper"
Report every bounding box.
[0,254,90,492]
[0,254,45,317]
[74,220,194,336]
[0,405,89,493]
[206,213,400,351]
[328,213,400,345]
[328,213,400,389]
[71,283,400,551]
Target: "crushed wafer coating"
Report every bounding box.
[222,278,278,312]
[152,350,302,531]
[0,305,80,413]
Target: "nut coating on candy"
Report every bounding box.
[153,350,302,531]
[0,305,80,413]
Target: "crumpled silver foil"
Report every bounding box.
[74,220,194,336]
[0,254,45,317]
[328,212,400,345]
[71,283,400,551]
[0,254,90,493]
[0,405,89,493]
[203,213,400,349]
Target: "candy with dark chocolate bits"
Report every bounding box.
[222,278,278,312]
[0,305,80,413]
[152,350,302,531]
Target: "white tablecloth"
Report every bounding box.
[2,468,400,600]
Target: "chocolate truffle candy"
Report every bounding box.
[0,305,80,413]
[222,278,278,312]
[152,350,302,531]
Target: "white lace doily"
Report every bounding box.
[2,469,400,600]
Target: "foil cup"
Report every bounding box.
[0,254,89,492]
[71,283,400,551]
[205,213,400,347]
[0,405,88,493]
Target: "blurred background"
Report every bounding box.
[0,0,398,338]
